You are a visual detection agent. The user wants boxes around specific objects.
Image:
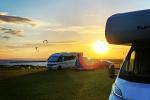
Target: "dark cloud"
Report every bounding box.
[0,15,35,26]
[0,27,24,37]
[2,36,10,39]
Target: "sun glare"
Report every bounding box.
[93,40,108,53]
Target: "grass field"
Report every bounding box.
[0,68,114,100]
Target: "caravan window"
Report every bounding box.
[64,56,76,61]
[119,47,150,83]
[122,50,136,73]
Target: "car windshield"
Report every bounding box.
[119,47,150,83]
[48,56,59,62]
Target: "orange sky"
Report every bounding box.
[1,0,148,60]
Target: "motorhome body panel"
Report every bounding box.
[105,9,150,45]
[110,78,150,100]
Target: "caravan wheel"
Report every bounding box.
[57,66,62,70]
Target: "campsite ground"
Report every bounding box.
[0,68,114,100]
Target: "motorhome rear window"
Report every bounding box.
[119,47,150,83]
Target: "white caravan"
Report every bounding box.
[105,9,150,100]
[47,52,78,69]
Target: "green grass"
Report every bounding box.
[0,68,114,100]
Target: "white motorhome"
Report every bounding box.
[105,9,150,100]
[47,52,78,69]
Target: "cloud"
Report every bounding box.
[0,12,58,28]
[46,25,105,34]
[47,40,77,44]
[2,36,10,39]
[0,35,11,39]
[0,27,24,37]
[0,13,36,26]
[6,40,78,49]
[0,12,8,15]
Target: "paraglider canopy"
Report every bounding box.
[43,40,48,44]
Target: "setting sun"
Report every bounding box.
[93,41,108,53]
